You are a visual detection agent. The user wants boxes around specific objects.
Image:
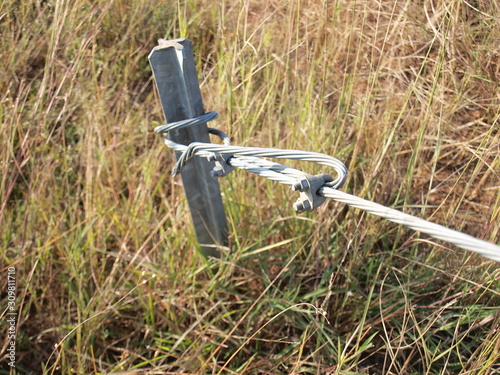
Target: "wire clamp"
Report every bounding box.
[291,173,333,212]
[210,153,235,178]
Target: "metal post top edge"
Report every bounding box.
[148,38,189,55]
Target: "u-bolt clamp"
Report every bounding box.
[291,173,333,212]
[208,153,235,178]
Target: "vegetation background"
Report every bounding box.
[1,0,499,373]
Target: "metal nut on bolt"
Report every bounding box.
[291,173,333,212]
[293,199,312,212]
[292,179,309,191]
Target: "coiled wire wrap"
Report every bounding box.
[155,111,220,134]
[155,112,500,262]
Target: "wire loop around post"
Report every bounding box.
[154,111,219,134]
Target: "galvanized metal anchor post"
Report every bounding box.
[149,38,228,258]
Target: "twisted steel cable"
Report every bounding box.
[170,142,348,189]
[155,112,500,262]
[319,187,500,262]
